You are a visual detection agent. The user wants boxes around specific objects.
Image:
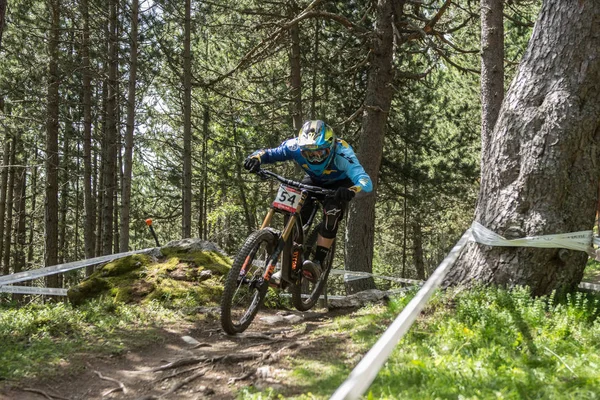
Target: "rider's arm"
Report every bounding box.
[335,142,373,194]
[250,139,297,164]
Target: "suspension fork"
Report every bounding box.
[262,190,310,281]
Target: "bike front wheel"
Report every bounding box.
[220,229,277,334]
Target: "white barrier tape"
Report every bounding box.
[330,228,473,400]
[579,281,600,292]
[0,285,68,296]
[330,269,422,286]
[471,221,593,252]
[0,248,154,286]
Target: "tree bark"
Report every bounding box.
[480,0,504,155]
[181,0,193,239]
[120,0,138,252]
[58,129,70,264]
[445,1,600,296]
[2,136,15,275]
[45,0,60,288]
[0,0,6,50]
[344,0,400,294]
[13,146,27,298]
[288,0,303,130]
[81,0,95,263]
[412,216,425,280]
[0,131,10,271]
[102,0,118,255]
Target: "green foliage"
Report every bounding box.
[255,286,600,399]
[0,298,178,380]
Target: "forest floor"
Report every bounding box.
[0,306,357,400]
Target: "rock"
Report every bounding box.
[162,238,226,256]
[327,289,400,309]
[283,314,303,324]
[260,315,285,325]
[199,270,212,281]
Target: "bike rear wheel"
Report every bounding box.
[291,223,335,311]
[220,229,276,334]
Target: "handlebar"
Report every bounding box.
[255,169,337,197]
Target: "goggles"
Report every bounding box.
[301,148,330,164]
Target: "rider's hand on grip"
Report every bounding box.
[334,187,355,202]
[244,156,261,172]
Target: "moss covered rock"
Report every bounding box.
[67,240,232,309]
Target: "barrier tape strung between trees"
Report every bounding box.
[330,229,474,400]
[0,249,153,290]
[331,222,600,399]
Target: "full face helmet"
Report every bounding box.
[297,120,336,166]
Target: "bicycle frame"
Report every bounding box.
[254,170,328,288]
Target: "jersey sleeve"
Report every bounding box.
[252,138,298,164]
[335,144,373,193]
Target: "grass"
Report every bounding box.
[0,298,179,380]
[242,286,600,400]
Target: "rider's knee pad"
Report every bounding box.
[320,201,344,239]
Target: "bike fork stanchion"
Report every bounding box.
[145,218,161,247]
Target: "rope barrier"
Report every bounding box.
[330,228,474,400]
[0,248,154,287]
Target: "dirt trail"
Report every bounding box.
[0,308,355,400]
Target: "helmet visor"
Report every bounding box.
[301,148,330,164]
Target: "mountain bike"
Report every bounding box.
[220,169,337,334]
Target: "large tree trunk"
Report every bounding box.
[344,0,399,294]
[120,0,138,252]
[445,1,600,296]
[480,0,504,151]
[81,0,95,264]
[45,0,60,288]
[181,0,192,239]
[102,0,118,255]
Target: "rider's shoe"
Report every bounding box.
[302,260,322,282]
[270,270,282,287]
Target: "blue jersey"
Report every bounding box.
[254,138,373,193]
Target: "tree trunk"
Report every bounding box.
[27,148,38,267]
[181,0,192,239]
[45,0,60,288]
[58,130,70,264]
[2,136,16,275]
[480,0,504,155]
[0,131,11,271]
[12,147,27,302]
[102,0,118,255]
[412,215,425,280]
[0,0,6,50]
[288,0,303,130]
[310,18,319,120]
[81,0,95,264]
[120,0,138,252]
[445,1,600,296]
[344,0,399,294]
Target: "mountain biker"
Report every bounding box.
[243,120,372,283]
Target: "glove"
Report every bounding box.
[334,187,356,202]
[243,156,261,172]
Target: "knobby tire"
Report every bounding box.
[220,229,276,334]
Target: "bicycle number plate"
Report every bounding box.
[272,185,301,213]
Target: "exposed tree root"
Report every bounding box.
[21,388,70,400]
[227,368,256,384]
[94,370,127,396]
[153,364,207,383]
[159,368,207,398]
